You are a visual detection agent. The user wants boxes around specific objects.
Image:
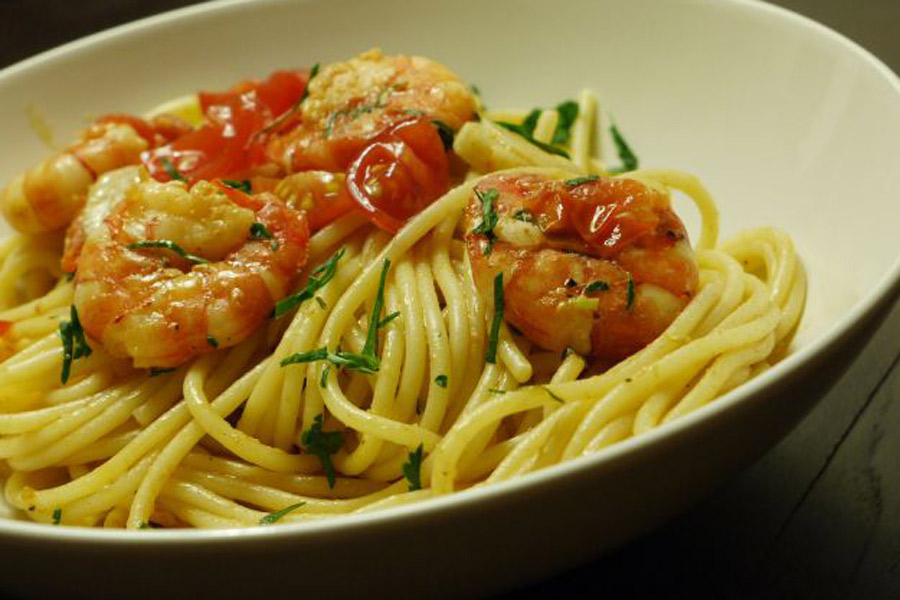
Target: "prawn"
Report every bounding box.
[1,115,190,236]
[69,169,309,368]
[464,173,698,361]
[267,49,477,232]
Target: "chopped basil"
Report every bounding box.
[301,414,344,488]
[485,273,504,364]
[320,365,330,388]
[259,502,306,525]
[434,374,448,388]
[159,157,187,182]
[206,335,219,348]
[432,119,454,151]
[551,100,579,145]
[609,123,639,173]
[584,280,610,293]
[249,222,273,241]
[223,179,252,194]
[58,305,92,385]
[128,240,208,265]
[274,248,345,318]
[496,121,570,158]
[402,444,424,491]
[626,275,635,310]
[564,175,600,188]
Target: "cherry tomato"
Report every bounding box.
[143,69,309,184]
[346,117,449,232]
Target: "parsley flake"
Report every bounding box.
[485,273,504,364]
[52,508,62,525]
[259,502,306,525]
[159,157,187,182]
[58,305,91,385]
[402,444,424,491]
[207,335,219,348]
[128,240,208,265]
[298,63,320,104]
[626,275,635,310]
[249,222,273,241]
[149,367,176,377]
[609,123,639,173]
[301,415,344,488]
[585,280,610,293]
[472,188,499,254]
[274,248,345,318]
[552,100,579,145]
[564,175,600,188]
[223,179,252,194]
[512,209,534,223]
[434,374,448,388]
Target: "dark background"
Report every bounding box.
[1,1,899,599]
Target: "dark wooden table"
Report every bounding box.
[1,1,898,598]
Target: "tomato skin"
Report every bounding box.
[144,69,309,184]
[345,116,449,232]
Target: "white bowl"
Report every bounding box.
[1,1,900,598]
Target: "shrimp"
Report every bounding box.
[1,115,191,236]
[267,48,477,173]
[70,169,309,368]
[463,173,698,361]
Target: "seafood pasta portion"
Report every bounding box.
[0,49,804,529]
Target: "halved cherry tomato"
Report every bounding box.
[346,117,449,232]
[143,69,310,184]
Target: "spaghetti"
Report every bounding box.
[0,57,804,529]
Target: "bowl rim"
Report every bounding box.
[1,0,899,546]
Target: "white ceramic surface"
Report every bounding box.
[1,1,900,598]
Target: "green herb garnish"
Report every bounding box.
[488,387,507,394]
[320,365,330,388]
[485,273,504,364]
[551,100,579,145]
[207,335,219,348]
[471,188,499,255]
[626,275,635,310]
[223,179,252,194]
[159,157,187,182]
[149,367,176,377]
[564,175,600,188]
[52,508,62,525]
[512,209,534,223]
[314,296,327,309]
[584,280,610,293]
[609,123,639,172]
[128,240,208,265]
[378,311,401,329]
[259,502,306,525]
[58,305,92,385]
[432,120,454,151]
[496,121,570,158]
[434,374,448,388]
[274,248,345,318]
[298,63,320,105]
[249,222,273,241]
[301,415,344,488]
[542,386,565,403]
[402,444,424,491]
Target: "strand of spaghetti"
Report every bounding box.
[62,453,156,525]
[453,120,578,173]
[430,211,470,402]
[562,302,780,459]
[239,243,363,436]
[0,382,138,459]
[583,413,637,453]
[0,277,71,322]
[334,285,405,475]
[632,368,699,435]
[571,89,599,172]
[414,246,453,432]
[58,430,138,465]
[664,332,776,422]
[9,380,159,471]
[127,358,272,529]
[354,488,433,513]
[392,257,426,423]
[180,453,387,498]
[531,110,559,144]
[183,355,320,473]
[157,495,245,529]
[160,479,265,524]
[0,397,93,434]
